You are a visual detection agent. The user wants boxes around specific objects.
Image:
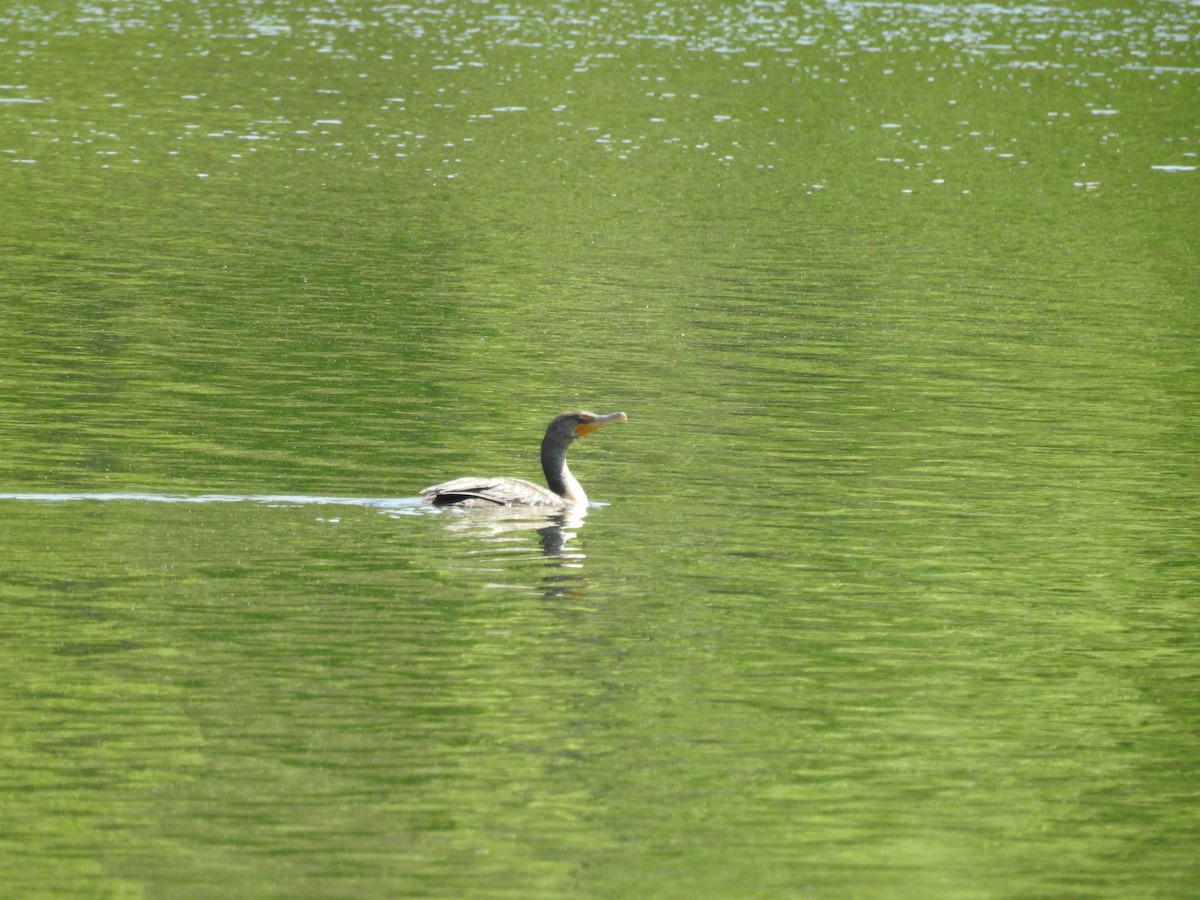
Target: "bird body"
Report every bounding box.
[421,410,627,510]
[418,476,562,508]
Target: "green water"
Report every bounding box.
[2,1,1198,896]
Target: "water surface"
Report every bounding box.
[1,0,1198,896]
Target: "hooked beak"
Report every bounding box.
[574,411,628,437]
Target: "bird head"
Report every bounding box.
[548,410,628,443]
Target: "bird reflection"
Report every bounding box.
[422,505,604,602]
[428,505,588,561]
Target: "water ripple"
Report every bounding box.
[0,492,424,509]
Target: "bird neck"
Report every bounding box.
[541,438,586,506]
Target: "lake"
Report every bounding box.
[1,0,1198,896]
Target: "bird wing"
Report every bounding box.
[420,477,563,507]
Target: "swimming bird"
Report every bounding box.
[421,410,627,509]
